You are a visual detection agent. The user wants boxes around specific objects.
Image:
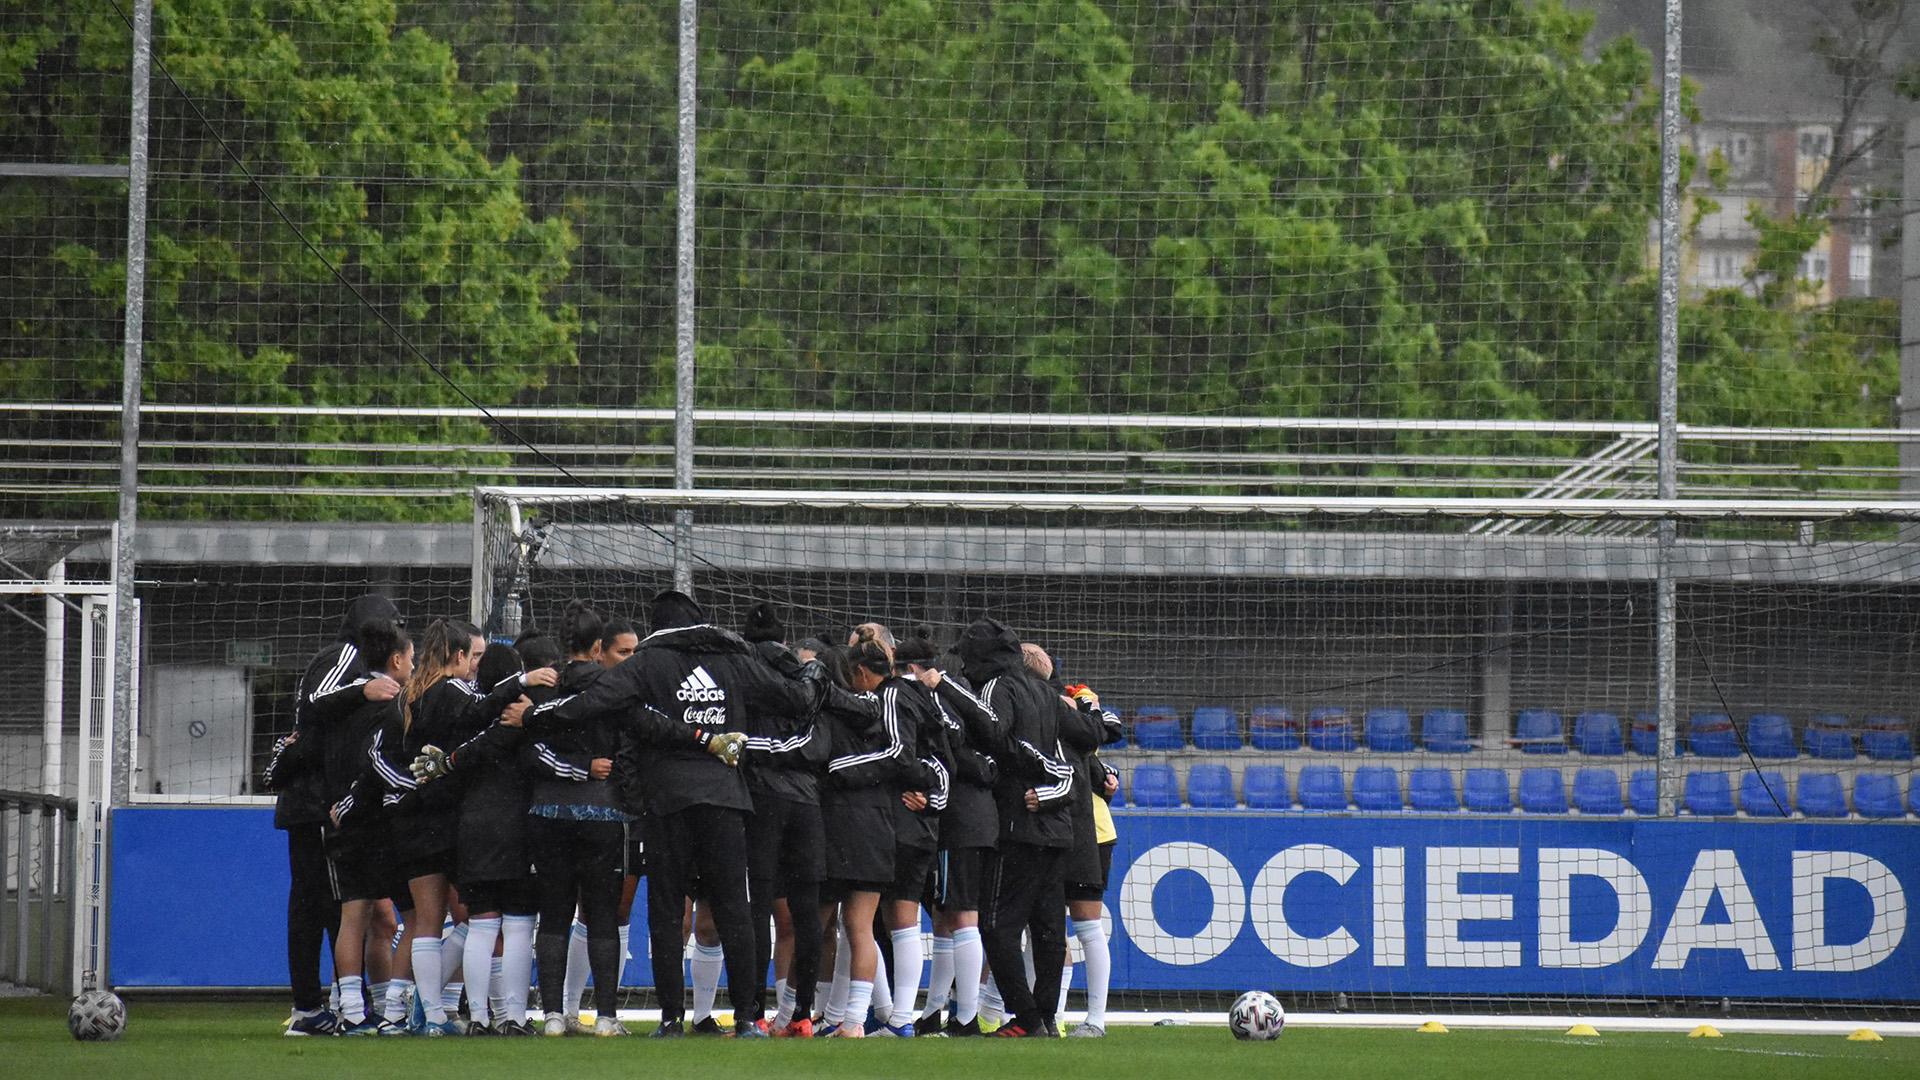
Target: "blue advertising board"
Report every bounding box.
[110,805,1919,1000]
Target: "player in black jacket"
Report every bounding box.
[894,632,1002,1037]
[527,590,809,1038]
[957,617,1083,1039]
[873,630,951,1038]
[814,641,898,1037]
[265,593,403,1035]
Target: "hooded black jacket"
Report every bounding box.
[920,673,1002,850]
[886,675,951,854]
[270,594,403,829]
[740,641,833,806]
[957,618,1077,849]
[523,659,622,815]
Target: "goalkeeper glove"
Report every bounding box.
[1066,684,1098,709]
[410,745,452,782]
[695,729,747,767]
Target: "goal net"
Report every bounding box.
[475,486,1920,1017]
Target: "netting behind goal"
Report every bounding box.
[479,487,1920,1017]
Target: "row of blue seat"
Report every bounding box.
[1121,762,1920,817]
[1125,705,1917,760]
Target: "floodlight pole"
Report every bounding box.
[114,0,153,807]
[1654,0,1682,818]
[671,0,697,597]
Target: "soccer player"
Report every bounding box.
[813,640,897,1037]
[320,617,412,1035]
[267,594,404,1035]
[896,632,1001,1037]
[527,589,810,1038]
[873,631,951,1037]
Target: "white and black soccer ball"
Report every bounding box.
[1227,990,1284,1041]
[68,989,127,1042]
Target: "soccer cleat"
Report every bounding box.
[732,1022,770,1039]
[913,1012,946,1037]
[650,1019,685,1039]
[946,1016,983,1038]
[862,1012,888,1036]
[882,1022,917,1038]
[1065,1022,1106,1038]
[543,1015,568,1037]
[826,1021,865,1038]
[813,1020,839,1038]
[499,1019,537,1037]
[407,989,426,1035]
[1041,1018,1061,1038]
[425,1019,464,1037]
[467,1023,499,1036]
[377,1015,411,1036]
[993,1023,1034,1038]
[775,1017,814,1039]
[339,1016,387,1037]
[285,1008,340,1036]
[594,1016,630,1037]
[565,1015,592,1036]
[689,1016,725,1037]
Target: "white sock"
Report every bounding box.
[328,981,341,1015]
[979,971,1003,1026]
[1058,959,1072,1017]
[501,914,536,1024]
[774,979,795,1027]
[690,942,725,1022]
[845,979,875,1028]
[562,920,590,1017]
[463,917,501,1025]
[338,975,366,1024]
[952,927,984,1024]
[382,978,412,1023]
[441,921,468,1015]
[412,936,446,1024]
[921,935,954,1019]
[617,924,631,985]
[366,980,388,1022]
[870,950,892,1021]
[489,956,506,1027]
[889,926,923,1027]
[823,926,852,1024]
[1072,918,1110,1029]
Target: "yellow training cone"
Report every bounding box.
[1417,1021,1450,1034]
[1687,1025,1722,1038]
[1565,1024,1600,1037]
[1848,1029,1884,1042]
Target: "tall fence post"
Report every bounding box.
[671,0,698,597]
[1654,0,1683,818]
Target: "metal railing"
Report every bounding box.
[1,789,78,995]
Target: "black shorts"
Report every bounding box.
[747,792,826,895]
[933,846,990,913]
[395,847,457,884]
[459,877,537,917]
[823,877,891,902]
[1064,841,1115,902]
[626,832,647,879]
[822,799,893,886]
[324,829,400,904]
[885,844,935,906]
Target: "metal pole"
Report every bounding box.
[671,0,698,597]
[43,561,65,797]
[1654,0,1683,817]
[113,0,153,806]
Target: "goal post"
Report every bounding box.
[475,486,1920,1014]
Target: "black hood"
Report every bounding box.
[337,593,403,644]
[649,589,706,635]
[640,624,751,656]
[740,601,786,644]
[956,617,1023,684]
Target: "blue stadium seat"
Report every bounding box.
[1573,712,1624,756]
[1739,771,1792,818]
[1863,717,1915,762]
[1686,713,1740,758]
[1408,768,1459,811]
[1132,706,1185,750]
[1129,763,1179,809]
[1249,706,1300,751]
[1854,774,1905,819]
[1518,768,1568,814]
[1515,709,1566,754]
[1683,771,1735,816]
[1352,766,1402,811]
[1462,769,1513,813]
[1630,712,1660,756]
[1242,765,1289,809]
[1190,707,1242,751]
[1911,775,1920,816]
[1297,765,1347,811]
[1628,769,1658,814]
[1803,716,1857,760]
[1797,773,1849,818]
[1571,768,1623,814]
[1745,714,1797,760]
[1421,709,1472,753]
[1364,708,1414,752]
[1186,764,1236,808]
[1306,708,1357,752]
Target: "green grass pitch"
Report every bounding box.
[5,998,1916,1080]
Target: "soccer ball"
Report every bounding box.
[68,990,127,1042]
[1227,990,1284,1041]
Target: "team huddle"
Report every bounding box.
[265,589,1121,1039]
